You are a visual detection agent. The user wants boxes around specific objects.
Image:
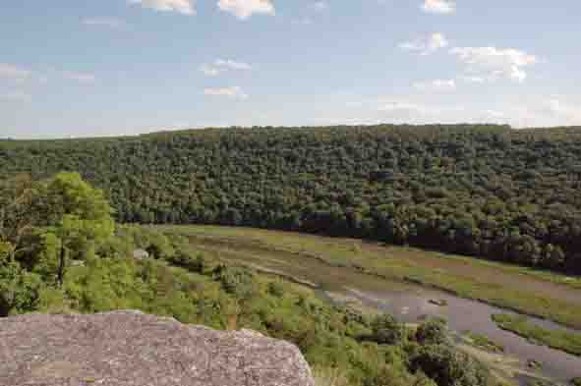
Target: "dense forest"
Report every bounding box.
[2,124,581,274]
[0,173,494,386]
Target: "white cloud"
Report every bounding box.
[459,75,486,84]
[322,92,581,128]
[374,100,465,124]
[450,46,537,83]
[378,101,433,115]
[200,59,252,76]
[0,63,31,81]
[217,0,275,19]
[129,0,194,15]
[421,0,456,14]
[82,17,130,30]
[311,1,329,12]
[0,91,31,102]
[399,32,448,55]
[413,79,456,92]
[204,86,248,99]
[63,72,97,84]
[200,65,221,76]
[541,98,581,123]
[462,96,581,127]
[215,59,252,71]
[365,95,469,124]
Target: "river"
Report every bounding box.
[193,236,581,385]
[340,286,580,385]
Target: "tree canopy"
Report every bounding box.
[2,124,581,274]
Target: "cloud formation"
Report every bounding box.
[0,63,31,81]
[450,46,537,83]
[399,32,448,55]
[375,99,466,123]
[413,79,456,92]
[200,59,252,76]
[541,98,581,123]
[311,1,328,12]
[421,0,456,14]
[129,0,195,15]
[204,86,248,99]
[82,17,130,30]
[483,97,581,127]
[217,0,275,19]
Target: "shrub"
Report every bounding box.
[167,250,206,273]
[415,318,450,345]
[409,344,489,386]
[213,265,257,297]
[369,314,405,345]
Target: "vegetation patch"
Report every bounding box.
[1,173,504,386]
[491,314,581,357]
[158,225,581,329]
[463,332,505,353]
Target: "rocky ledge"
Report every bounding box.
[0,311,314,386]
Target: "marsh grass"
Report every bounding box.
[491,314,581,357]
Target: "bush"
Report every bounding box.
[267,280,285,297]
[369,314,405,345]
[415,318,450,345]
[409,344,489,386]
[1,243,43,316]
[213,265,257,298]
[167,250,206,273]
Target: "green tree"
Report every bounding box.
[34,172,115,286]
[0,241,42,316]
[0,174,39,261]
[415,318,450,345]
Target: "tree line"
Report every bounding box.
[1,124,581,274]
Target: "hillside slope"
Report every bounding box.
[2,124,581,274]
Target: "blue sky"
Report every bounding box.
[1,0,580,139]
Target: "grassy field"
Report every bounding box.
[492,314,581,357]
[155,225,581,329]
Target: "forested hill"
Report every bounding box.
[2,124,581,274]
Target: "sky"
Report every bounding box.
[1,0,581,139]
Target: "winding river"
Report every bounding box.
[192,234,581,385]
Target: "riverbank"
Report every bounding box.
[492,314,581,357]
[152,225,581,384]
[155,225,581,329]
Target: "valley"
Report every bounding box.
[156,224,581,385]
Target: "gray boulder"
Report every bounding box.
[0,310,314,386]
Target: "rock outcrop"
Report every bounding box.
[0,311,314,386]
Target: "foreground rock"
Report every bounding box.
[0,311,314,386]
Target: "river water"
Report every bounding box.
[341,287,580,384]
[201,240,581,385]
